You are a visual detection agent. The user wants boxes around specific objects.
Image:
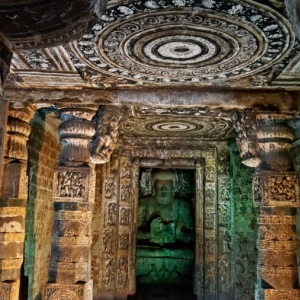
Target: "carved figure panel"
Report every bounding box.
[119,207,130,226]
[266,174,300,206]
[120,185,130,202]
[54,167,90,201]
[105,177,115,199]
[117,258,128,290]
[119,232,129,250]
[107,203,118,226]
[104,258,116,291]
[103,229,114,254]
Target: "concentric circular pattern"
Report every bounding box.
[47,290,81,300]
[120,117,232,139]
[73,0,294,84]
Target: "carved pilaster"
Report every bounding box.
[0,103,34,299]
[46,107,97,300]
[0,33,12,98]
[194,159,205,300]
[232,110,300,298]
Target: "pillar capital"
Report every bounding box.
[231,110,295,171]
[57,107,97,167]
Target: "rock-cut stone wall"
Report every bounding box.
[25,111,60,299]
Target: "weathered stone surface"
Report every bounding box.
[0,33,12,98]
[0,1,107,49]
[25,112,61,299]
[45,279,93,300]
[0,209,25,233]
[2,163,28,200]
[0,241,24,259]
[286,0,300,39]
[0,102,8,192]
[4,88,300,110]
[0,280,19,300]
[264,289,300,299]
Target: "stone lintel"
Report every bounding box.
[3,87,300,112]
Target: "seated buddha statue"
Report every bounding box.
[136,169,195,286]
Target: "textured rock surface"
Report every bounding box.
[26,111,61,299]
[0,0,107,49]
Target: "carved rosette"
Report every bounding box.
[0,33,12,98]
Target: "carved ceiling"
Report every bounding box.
[5,0,300,90]
[119,115,234,139]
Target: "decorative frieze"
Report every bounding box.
[253,171,300,207]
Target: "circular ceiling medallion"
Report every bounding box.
[73,0,294,84]
[120,117,232,138]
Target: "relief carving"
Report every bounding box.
[104,258,116,291]
[105,177,115,199]
[231,109,259,167]
[205,213,215,229]
[107,203,118,225]
[219,259,230,291]
[90,106,121,164]
[120,207,130,225]
[121,185,130,202]
[117,258,128,290]
[121,161,131,178]
[267,174,299,206]
[119,233,129,250]
[57,171,87,199]
[103,230,114,254]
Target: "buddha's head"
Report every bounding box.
[152,169,175,204]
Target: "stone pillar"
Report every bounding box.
[46,106,121,300]
[45,108,96,300]
[232,111,300,299]
[0,103,34,299]
[0,33,12,98]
